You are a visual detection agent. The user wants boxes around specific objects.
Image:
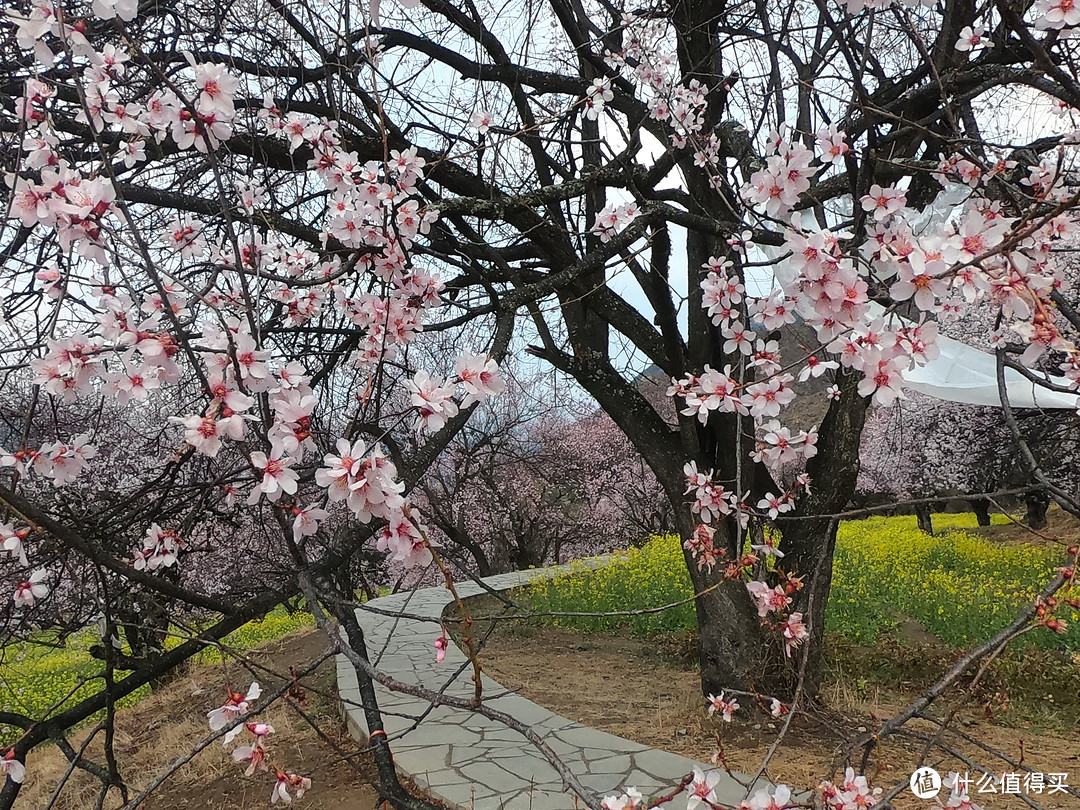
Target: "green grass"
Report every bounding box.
[525,513,1079,652]
[0,608,313,745]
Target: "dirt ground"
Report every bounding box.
[969,506,1080,550]
[16,628,382,810]
[14,547,1080,810]
[471,623,1080,809]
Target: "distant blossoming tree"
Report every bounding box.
[416,385,672,574]
[859,391,1080,530]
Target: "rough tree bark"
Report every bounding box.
[915,503,935,535]
[1024,490,1051,530]
[970,497,992,527]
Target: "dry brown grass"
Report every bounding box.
[16,629,380,810]
[472,622,1080,810]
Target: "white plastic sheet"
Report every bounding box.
[899,329,1079,409]
[762,194,1080,411]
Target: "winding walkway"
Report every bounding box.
[337,565,762,809]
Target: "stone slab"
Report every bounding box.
[336,563,767,808]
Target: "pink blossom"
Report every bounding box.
[469,109,492,134]
[684,463,733,523]
[679,365,746,423]
[13,569,49,608]
[165,215,206,258]
[752,292,797,330]
[746,581,791,617]
[742,136,818,216]
[207,682,261,742]
[0,750,24,785]
[232,736,270,776]
[591,202,639,242]
[751,534,785,559]
[955,25,992,52]
[706,692,740,722]
[584,78,613,120]
[92,0,137,20]
[820,768,883,810]
[721,323,754,355]
[192,63,239,116]
[316,438,365,501]
[406,370,459,432]
[798,354,839,382]
[172,415,228,457]
[102,357,159,406]
[132,524,186,571]
[291,504,328,538]
[745,376,796,419]
[272,771,311,804]
[684,524,723,571]
[780,612,809,657]
[738,785,793,810]
[34,435,98,486]
[795,473,812,494]
[455,353,505,407]
[856,356,907,406]
[1,523,31,567]
[231,722,275,773]
[860,184,907,218]
[249,451,299,503]
[377,517,432,567]
[816,126,850,164]
[686,767,720,810]
[1036,0,1080,29]
[601,787,643,810]
[434,633,448,663]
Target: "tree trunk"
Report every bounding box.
[970,498,992,527]
[915,503,934,535]
[1024,490,1050,530]
[778,516,840,696]
[674,508,781,695]
[780,368,870,696]
[119,592,175,690]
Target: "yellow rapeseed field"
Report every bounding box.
[0,609,313,745]
[528,513,1079,651]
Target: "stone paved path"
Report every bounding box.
[337,566,764,809]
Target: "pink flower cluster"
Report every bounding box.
[737,784,795,810]
[742,131,820,217]
[13,570,50,609]
[585,78,613,120]
[601,786,644,810]
[706,691,740,722]
[405,354,506,433]
[819,767,883,809]
[592,202,640,243]
[132,524,187,571]
[682,462,737,524]
[205,683,312,803]
[316,438,431,567]
[1,435,97,486]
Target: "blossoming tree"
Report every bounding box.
[4,0,1080,805]
[859,389,1080,530]
[415,380,672,574]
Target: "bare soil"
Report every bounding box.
[966,507,1080,550]
[17,628,383,810]
[18,595,1079,810]
[471,621,1080,809]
